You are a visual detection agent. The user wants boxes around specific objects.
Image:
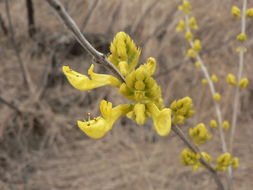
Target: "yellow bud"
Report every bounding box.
[236,46,247,53]
[213,93,221,101]
[185,31,193,40]
[231,6,241,19]
[118,61,129,76]
[211,74,218,83]
[189,17,198,30]
[237,33,247,42]
[134,80,145,91]
[246,8,253,17]
[222,121,230,130]
[134,104,146,125]
[231,157,239,168]
[210,120,218,128]
[201,152,212,164]
[187,49,196,58]
[193,39,201,52]
[238,78,249,89]
[201,79,208,85]
[226,74,237,85]
[189,123,212,145]
[194,61,201,68]
[176,20,186,31]
[178,1,192,15]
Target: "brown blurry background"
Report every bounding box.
[0,0,252,189]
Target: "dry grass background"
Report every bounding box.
[0,0,253,189]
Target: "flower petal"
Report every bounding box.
[77,117,112,139]
[62,65,121,91]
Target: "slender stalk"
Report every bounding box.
[5,0,34,93]
[185,15,228,154]
[172,125,225,190]
[45,0,125,83]
[229,0,247,154]
[0,96,22,115]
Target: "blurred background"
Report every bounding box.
[0,0,252,189]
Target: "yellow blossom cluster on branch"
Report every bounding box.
[62,32,193,138]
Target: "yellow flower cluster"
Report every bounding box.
[210,119,217,128]
[222,121,230,130]
[239,78,249,89]
[213,92,221,101]
[62,32,174,138]
[181,148,211,171]
[216,153,239,171]
[237,33,247,42]
[189,123,212,145]
[178,1,192,15]
[246,8,253,17]
[226,73,237,86]
[170,97,195,124]
[231,6,241,19]
[211,74,218,83]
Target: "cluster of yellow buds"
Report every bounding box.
[181,148,211,171]
[209,120,217,128]
[232,6,253,18]
[213,92,221,101]
[178,0,192,15]
[226,74,249,89]
[62,32,176,138]
[238,78,249,89]
[222,121,230,130]
[211,74,218,83]
[216,153,239,171]
[170,97,195,124]
[189,123,212,145]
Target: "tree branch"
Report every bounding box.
[45,0,125,83]
[172,125,224,190]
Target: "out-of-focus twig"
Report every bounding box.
[46,0,125,83]
[130,0,160,35]
[0,96,21,115]
[80,0,99,32]
[106,1,122,34]
[0,13,8,35]
[5,0,34,93]
[26,0,36,38]
[172,125,225,190]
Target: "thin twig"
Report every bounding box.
[229,0,247,154]
[45,0,125,83]
[80,0,99,32]
[26,0,36,38]
[5,0,34,93]
[172,125,225,190]
[0,13,8,35]
[0,96,22,115]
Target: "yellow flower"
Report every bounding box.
[194,61,201,68]
[176,20,186,31]
[231,6,241,19]
[231,157,239,168]
[226,73,237,86]
[170,97,195,124]
[147,102,171,136]
[201,152,212,164]
[189,123,212,145]
[181,148,201,171]
[189,17,198,30]
[62,64,121,91]
[193,39,201,52]
[213,93,221,101]
[108,32,141,76]
[185,31,193,40]
[216,153,232,171]
[238,78,249,89]
[211,74,218,83]
[237,33,247,42]
[78,100,131,139]
[222,121,230,130]
[187,49,196,58]
[246,8,253,17]
[201,79,208,85]
[210,120,218,128]
[178,0,192,15]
